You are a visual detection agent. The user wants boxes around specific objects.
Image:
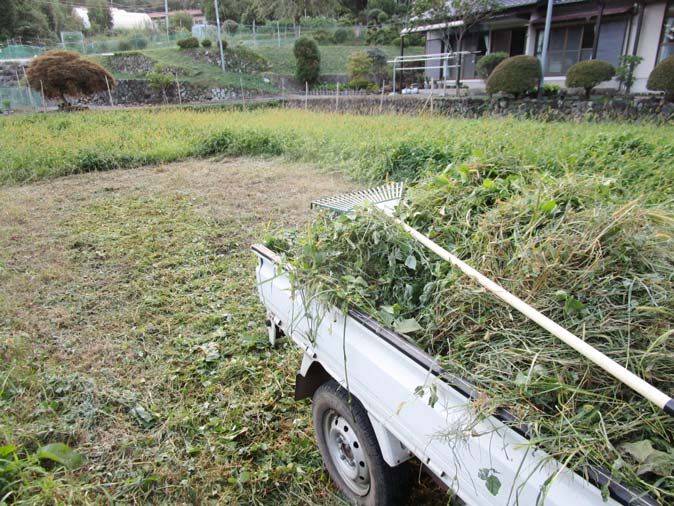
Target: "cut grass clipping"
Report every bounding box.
[270,162,674,504]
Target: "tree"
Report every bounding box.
[252,0,339,28]
[87,0,112,33]
[0,0,18,39]
[616,55,643,95]
[411,0,502,94]
[294,36,320,85]
[26,50,115,107]
[202,0,252,23]
[171,11,194,32]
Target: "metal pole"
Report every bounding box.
[213,0,226,72]
[164,0,170,39]
[399,35,405,93]
[277,21,281,47]
[538,0,554,97]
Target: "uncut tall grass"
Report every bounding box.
[1,109,674,203]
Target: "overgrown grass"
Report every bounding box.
[255,45,423,75]
[1,109,674,199]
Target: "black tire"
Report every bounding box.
[312,380,410,506]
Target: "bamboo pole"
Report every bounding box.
[389,214,674,418]
[175,74,182,105]
[104,75,114,107]
[20,67,36,111]
[379,80,384,113]
[39,80,47,113]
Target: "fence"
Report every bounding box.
[0,86,44,111]
[0,21,407,60]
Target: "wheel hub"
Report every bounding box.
[324,409,371,496]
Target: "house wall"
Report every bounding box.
[631,1,667,92]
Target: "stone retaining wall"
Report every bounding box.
[284,94,674,121]
[83,79,245,106]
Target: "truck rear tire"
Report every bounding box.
[312,380,409,506]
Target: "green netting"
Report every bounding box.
[0,45,44,60]
[0,86,44,111]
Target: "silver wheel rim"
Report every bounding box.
[323,409,371,496]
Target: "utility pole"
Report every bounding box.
[164,0,170,39]
[538,0,554,97]
[213,0,226,72]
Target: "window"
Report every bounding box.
[535,24,595,75]
[658,3,674,63]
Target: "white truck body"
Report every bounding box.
[253,244,654,506]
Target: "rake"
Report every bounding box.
[311,183,674,419]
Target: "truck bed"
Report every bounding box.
[253,244,655,506]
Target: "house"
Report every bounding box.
[402,0,673,92]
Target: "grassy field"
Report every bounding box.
[1,109,674,202]
[255,45,424,75]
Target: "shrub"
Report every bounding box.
[647,54,674,101]
[566,60,615,99]
[25,50,115,106]
[117,39,132,51]
[486,55,541,98]
[223,19,238,36]
[476,52,508,79]
[616,55,643,94]
[201,38,212,48]
[347,49,389,85]
[347,79,375,91]
[294,37,320,85]
[177,36,199,49]
[312,29,333,45]
[333,28,350,44]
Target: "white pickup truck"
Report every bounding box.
[253,243,656,506]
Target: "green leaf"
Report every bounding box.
[37,443,83,469]
[394,318,422,334]
[482,178,495,189]
[0,445,16,458]
[485,474,501,496]
[238,470,251,483]
[130,404,155,427]
[540,200,557,213]
[404,254,417,270]
[621,440,674,476]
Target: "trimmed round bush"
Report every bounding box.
[476,52,508,79]
[201,38,212,48]
[647,54,674,101]
[177,36,199,49]
[566,60,615,98]
[333,28,350,44]
[223,19,238,36]
[312,29,332,45]
[486,55,542,97]
[294,36,321,85]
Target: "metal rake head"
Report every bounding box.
[311,182,405,215]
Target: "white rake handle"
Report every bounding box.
[393,217,674,418]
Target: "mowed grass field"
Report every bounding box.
[1,108,673,504]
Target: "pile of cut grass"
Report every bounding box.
[277,162,674,503]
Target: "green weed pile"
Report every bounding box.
[277,160,674,503]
